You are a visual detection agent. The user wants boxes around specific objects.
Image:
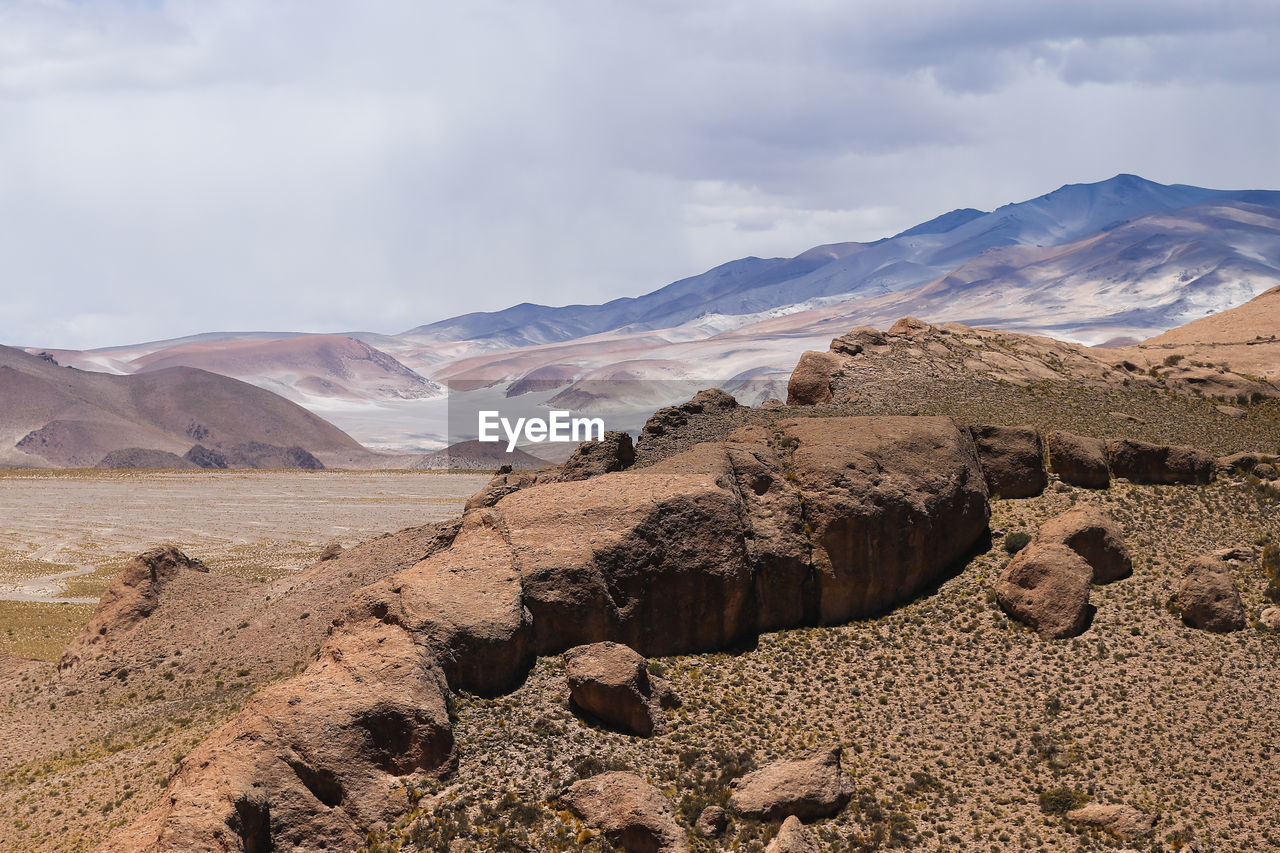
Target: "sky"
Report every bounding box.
[4,0,1280,349]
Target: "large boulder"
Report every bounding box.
[766,816,819,853]
[996,543,1094,638]
[59,546,207,673]
[969,424,1047,498]
[729,745,852,821]
[1035,506,1132,583]
[786,351,840,405]
[1065,803,1156,839]
[778,417,990,624]
[1046,431,1110,489]
[1176,557,1246,632]
[564,642,674,737]
[562,772,688,853]
[1106,439,1213,485]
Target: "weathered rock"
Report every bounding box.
[1065,803,1156,839]
[729,745,852,821]
[1036,506,1132,583]
[969,424,1047,498]
[463,469,544,511]
[558,431,636,481]
[564,642,666,737]
[888,316,934,337]
[184,444,229,469]
[59,547,207,672]
[831,325,887,352]
[786,351,840,405]
[1176,557,1246,632]
[779,417,990,625]
[1254,462,1278,480]
[317,541,345,562]
[1106,439,1213,485]
[640,388,738,437]
[1216,404,1247,419]
[996,543,1094,638]
[1260,607,1280,630]
[100,620,455,853]
[1217,451,1269,473]
[695,805,727,837]
[562,772,688,853]
[766,816,819,853]
[1046,431,1110,489]
[96,448,198,469]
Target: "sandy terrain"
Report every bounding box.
[0,469,488,605]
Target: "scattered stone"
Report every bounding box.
[996,543,1094,638]
[317,541,345,562]
[766,816,819,853]
[695,805,728,837]
[562,771,688,853]
[1216,404,1247,418]
[1177,557,1246,632]
[969,424,1047,498]
[1105,439,1213,485]
[1046,431,1110,489]
[729,744,852,821]
[1036,506,1132,583]
[1065,803,1156,839]
[564,642,672,737]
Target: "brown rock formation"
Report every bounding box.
[1046,431,1111,489]
[557,431,636,481]
[59,547,207,673]
[1106,439,1213,485]
[1036,506,1132,583]
[729,744,852,821]
[785,351,839,405]
[561,771,688,853]
[969,424,1047,498]
[695,805,727,837]
[564,642,672,737]
[996,543,1094,638]
[1176,557,1246,632]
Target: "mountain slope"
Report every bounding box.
[0,346,363,468]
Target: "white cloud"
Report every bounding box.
[2,0,1280,347]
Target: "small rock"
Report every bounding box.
[766,815,819,853]
[1211,547,1252,562]
[996,543,1094,638]
[1260,607,1280,630]
[1107,411,1143,423]
[1254,462,1278,480]
[1065,803,1156,839]
[562,772,688,853]
[729,744,852,821]
[1177,557,1246,632]
[317,542,345,562]
[695,805,727,837]
[1216,404,1247,419]
[786,351,840,405]
[1036,506,1132,583]
[564,642,670,737]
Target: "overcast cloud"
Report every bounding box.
[3,0,1280,348]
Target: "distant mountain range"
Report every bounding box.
[20,174,1280,451]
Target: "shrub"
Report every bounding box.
[1003,531,1032,555]
[1038,786,1091,814]
[1163,354,1185,367]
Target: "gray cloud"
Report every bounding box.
[2,0,1280,348]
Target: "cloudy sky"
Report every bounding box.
[4,0,1280,348]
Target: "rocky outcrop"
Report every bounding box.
[729,744,852,821]
[59,547,207,673]
[1036,506,1132,583]
[564,642,675,737]
[561,772,688,853]
[95,448,198,469]
[1106,439,1213,485]
[558,431,636,481]
[1176,557,1246,632]
[1065,803,1156,839]
[969,424,1047,498]
[104,416,991,851]
[996,543,1094,638]
[695,805,727,837]
[766,816,820,853]
[641,388,739,438]
[184,444,229,469]
[1046,431,1111,489]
